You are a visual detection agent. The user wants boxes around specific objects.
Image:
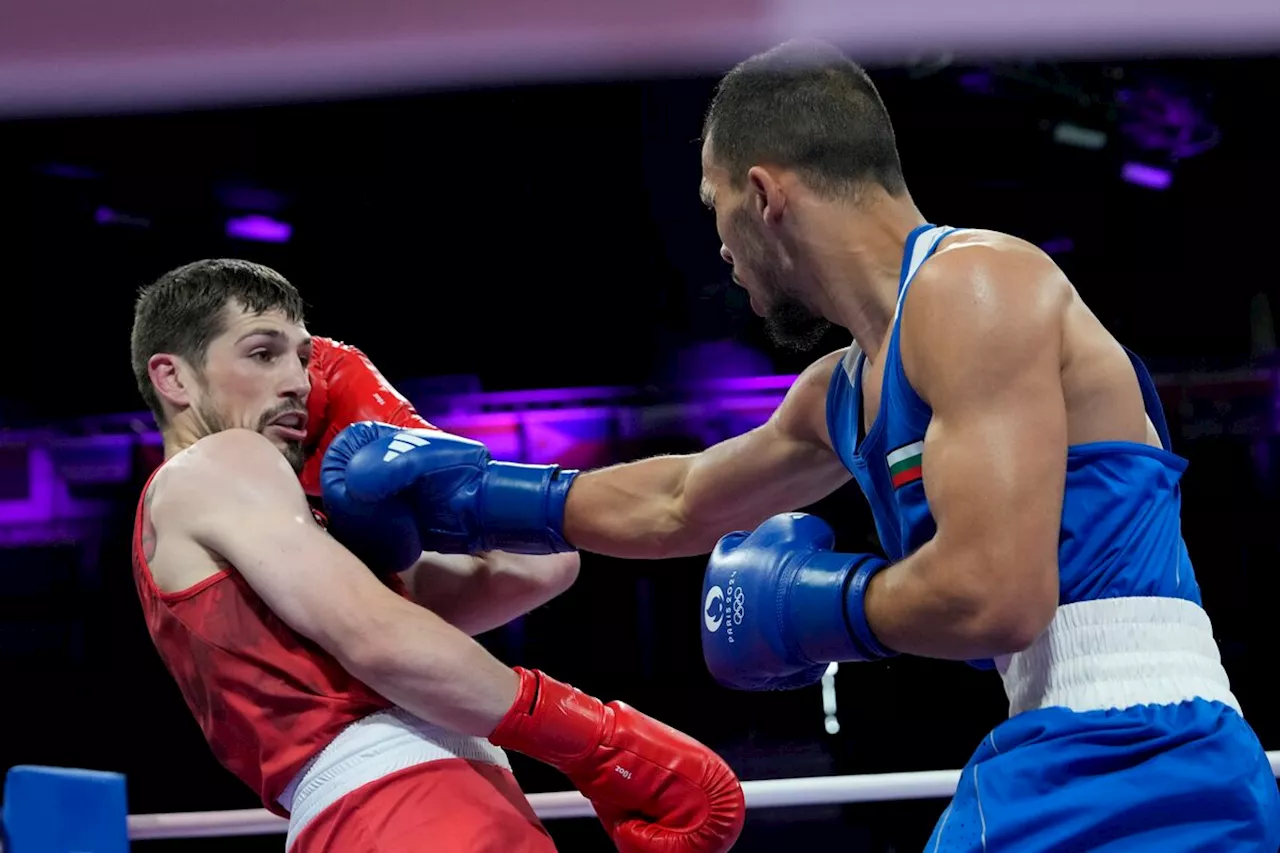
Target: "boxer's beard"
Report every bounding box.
[730,206,831,352]
[192,397,307,474]
[763,291,833,352]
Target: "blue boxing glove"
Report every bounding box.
[701,513,897,692]
[318,435,426,577]
[320,421,578,557]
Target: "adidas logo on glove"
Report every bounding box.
[382,431,431,462]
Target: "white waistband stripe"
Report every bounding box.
[281,709,510,851]
[998,597,1240,718]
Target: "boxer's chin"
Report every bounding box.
[283,441,306,474]
[764,299,832,352]
[268,437,307,474]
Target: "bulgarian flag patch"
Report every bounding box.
[886,440,924,488]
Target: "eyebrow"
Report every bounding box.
[699,180,715,208]
[236,328,312,348]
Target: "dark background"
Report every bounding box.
[1,50,1278,851]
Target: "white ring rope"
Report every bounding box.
[126,752,1280,841]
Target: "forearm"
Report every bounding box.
[338,595,519,737]
[862,540,1049,660]
[404,552,580,636]
[561,428,840,560]
[563,455,709,559]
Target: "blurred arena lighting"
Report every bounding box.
[93,207,151,229]
[225,214,292,244]
[2,0,1280,118]
[1121,162,1174,190]
[1052,122,1108,151]
[1038,237,1075,256]
[39,163,101,181]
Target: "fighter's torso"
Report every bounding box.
[131,462,395,814]
[827,224,1203,615]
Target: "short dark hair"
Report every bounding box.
[130,259,305,427]
[703,39,906,200]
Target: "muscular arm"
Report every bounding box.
[399,551,581,636]
[563,350,853,559]
[155,429,518,736]
[863,247,1066,659]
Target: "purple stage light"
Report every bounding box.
[41,163,100,180]
[1121,162,1172,190]
[226,214,292,243]
[958,71,996,95]
[94,206,150,227]
[1039,237,1075,256]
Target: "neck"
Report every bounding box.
[161,414,206,460]
[800,191,927,362]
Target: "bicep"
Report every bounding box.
[398,552,482,611]
[681,350,851,532]
[908,252,1068,597]
[921,346,1066,573]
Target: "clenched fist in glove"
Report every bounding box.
[300,336,437,498]
[490,668,745,853]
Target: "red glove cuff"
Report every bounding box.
[488,667,608,771]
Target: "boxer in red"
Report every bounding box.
[128,258,745,853]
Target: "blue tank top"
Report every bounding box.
[826,225,1202,657]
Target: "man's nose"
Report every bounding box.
[282,358,310,401]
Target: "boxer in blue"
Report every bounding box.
[319,39,1279,850]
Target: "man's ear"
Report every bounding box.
[746,165,787,226]
[148,353,194,409]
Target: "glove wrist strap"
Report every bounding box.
[843,556,897,661]
[788,551,896,664]
[488,668,605,771]
[479,464,579,554]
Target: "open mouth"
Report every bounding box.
[267,411,308,440]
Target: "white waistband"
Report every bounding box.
[997,596,1241,718]
[281,708,511,851]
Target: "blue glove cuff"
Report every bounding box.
[478,462,578,554]
[788,550,896,665]
[843,556,897,661]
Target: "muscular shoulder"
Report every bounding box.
[151,430,307,532]
[913,230,1070,317]
[900,231,1070,395]
[773,347,850,450]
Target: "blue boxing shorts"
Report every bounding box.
[927,598,1280,852]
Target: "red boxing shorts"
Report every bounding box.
[290,758,556,853]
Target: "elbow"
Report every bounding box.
[538,551,581,600]
[329,617,403,686]
[971,564,1058,654]
[940,545,1057,655]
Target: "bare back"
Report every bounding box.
[860,229,1164,452]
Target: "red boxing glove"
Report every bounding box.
[300,337,436,496]
[490,668,745,853]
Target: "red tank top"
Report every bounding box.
[131,465,399,816]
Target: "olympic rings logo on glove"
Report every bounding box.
[732,587,745,625]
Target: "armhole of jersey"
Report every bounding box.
[885,226,962,420]
[1124,348,1174,452]
[132,466,166,598]
[825,350,855,455]
[134,463,233,603]
[160,569,233,603]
